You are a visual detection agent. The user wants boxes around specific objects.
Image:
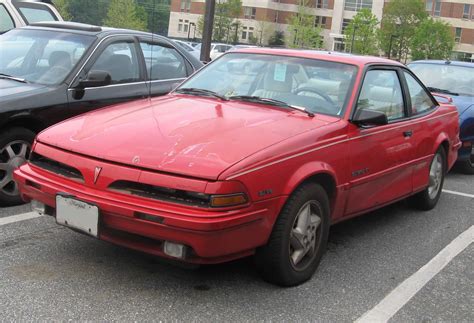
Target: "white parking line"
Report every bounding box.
[355,225,474,323]
[0,212,43,226]
[443,189,474,199]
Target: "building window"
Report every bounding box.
[180,0,191,12]
[183,20,189,33]
[178,19,183,32]
[434,0,441,17]
[455,27,462,43]
[344,0,373,11]
[248,27,254,40]
[315,16,327,28]
[462,4,470,19]
[244,7,256,19]
[316,0,329,9]
[425,0,433,12]
[241,26,247,40]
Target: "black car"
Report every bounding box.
[0,21,203,206]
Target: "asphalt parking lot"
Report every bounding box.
[1,171,472,322]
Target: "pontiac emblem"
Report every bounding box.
[94,167,102,184]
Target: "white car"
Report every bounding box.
[173,39,200,60]
[194,43,234,60]
[0,0,62,34]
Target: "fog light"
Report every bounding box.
[163,241,186,259]
[31,200,46,215]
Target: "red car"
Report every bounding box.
[14,49,460,286]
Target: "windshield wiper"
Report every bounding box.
[427,86,458,96]
[175,88,229,101]
[228,95,315,117]
[0,73,27,83]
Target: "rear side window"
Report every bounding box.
[357,70,405,121]
[0,5,14,33]
[403,72,435,115]
[140,42,187,81]
[15,3,57,24]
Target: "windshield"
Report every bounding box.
[177,53,358,116]
[0,29,95,85]
[409,63,474,97]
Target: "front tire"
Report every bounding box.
[255,183,330,287]
[0,127,35,206]
[457,150,474,175]
[410,147,446,210]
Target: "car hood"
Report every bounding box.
[0,79,48,103]
[37,95,336,180]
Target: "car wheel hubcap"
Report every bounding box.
[289,201,321,271]
[0,140,30,196]
[428,153,443,200]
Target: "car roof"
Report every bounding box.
[409,60,474,68]
[233,48,404,67]
[24,21,166,40]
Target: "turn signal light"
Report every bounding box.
[210,193,248,207]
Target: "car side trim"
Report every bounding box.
[66,78,185,91]
[225,111,458,180]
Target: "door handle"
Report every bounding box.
[403,130,413,138]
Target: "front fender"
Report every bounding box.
[283,161,339,196]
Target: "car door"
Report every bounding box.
[67,35,148,115]
[346,67,415,215]
[400,70,440,192]
[138,38,191,96]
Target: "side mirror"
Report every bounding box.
[352,109,388,127]
[78,70,111,89]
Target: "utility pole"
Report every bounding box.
[200,0,215,63]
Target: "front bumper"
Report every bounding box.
[14,164,286,264]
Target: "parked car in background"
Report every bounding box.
[15,49,460,286]
[173,39,200,60]
[0,0,62,33]
[409,60,474,174]
[0,21,203,206]
[194,42,233,60]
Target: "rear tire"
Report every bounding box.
[409,147,446,211]
[0,127,35,207]
[255,183,330,287]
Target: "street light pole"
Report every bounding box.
[187,22,195,40]
[200,0,216,63]
[350,25,357,54]
[388,34,398,59]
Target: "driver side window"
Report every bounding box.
[90,41,140,85]
[357,70,405,121]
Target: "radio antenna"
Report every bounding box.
[148,0,157,101]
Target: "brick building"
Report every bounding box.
[168,0,474,61]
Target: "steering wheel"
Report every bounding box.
[295,87,337,114]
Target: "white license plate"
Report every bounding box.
[56,195,99,238]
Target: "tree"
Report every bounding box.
[213,0,242,42]
[344,9,379,55]
[268,31,285,47]
[287,0,323,49]
[256,20,274,46]
[379,0,427,62]
[104,0,147,31]
[53,0,71,20]
[410,18,454,60]
[136,0,171,35]
[66,0,109,25]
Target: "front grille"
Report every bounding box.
[108,180,211,207]
[29,153,84,182]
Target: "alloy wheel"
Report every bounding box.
[428,152,443,200]
[289,200,322,271]
[0,140,31,196]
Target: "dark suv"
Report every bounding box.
[0,21,203,205]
